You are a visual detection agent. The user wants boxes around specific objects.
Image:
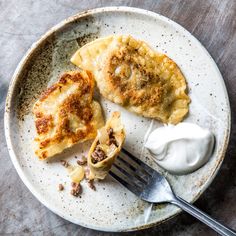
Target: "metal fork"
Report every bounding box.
[109,149,236,236]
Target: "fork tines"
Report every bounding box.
[109,148,155,195]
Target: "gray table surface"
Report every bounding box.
[1,0,236,235]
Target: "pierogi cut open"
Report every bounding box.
[88,111,125,180]
[71,35,190,124]
[33,70,104,159]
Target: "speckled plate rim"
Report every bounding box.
[4,6,231,232]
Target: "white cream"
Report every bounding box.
[144,123,214,175]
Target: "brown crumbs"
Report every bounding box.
[88,179,96,191]
[58,184,64,191]
[70,182,82,197]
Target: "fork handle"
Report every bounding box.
[170,196,236,236]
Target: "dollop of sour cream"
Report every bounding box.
[144,123,214,175]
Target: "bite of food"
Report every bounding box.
[88,111,125,180]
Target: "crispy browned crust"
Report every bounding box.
[101,40,190,124]
[105,48,165,107]
[35,115,53,134]
[33,70,104,159]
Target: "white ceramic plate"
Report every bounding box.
[4,7,230,232]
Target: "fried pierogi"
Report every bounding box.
[33,71,104,159]
[71,35,190,124]
[88,112,125,180]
